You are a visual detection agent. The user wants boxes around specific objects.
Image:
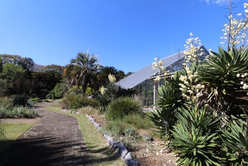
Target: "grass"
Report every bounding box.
[0,121,36,154]
[1,123,34,140]
[44,100,125,166]
[122,113,154,129]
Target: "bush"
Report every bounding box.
[122,113,153,129]
[0,127,5,140]
[11,95,28,106]
[0,97,13,109]
[221,117,248,166]
[62,94,99,109]
[0,106,39,118]
[171,104,223,166]
[103,120,140,150]
[106,97,141,120]
[95,83,135,113]
[103,120,128,137]
[46,83,67,99]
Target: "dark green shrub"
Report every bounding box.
[171,105,223,166]
[62,94,99,109]
[65,86,83,95]
[221,117,248,166]
[106,97,141,120]
[149,72,184,138]
[47,83,67,99]
[95,83,135,113]
[0,79,7,97]
[122,113,153,129]
[12,95,28,106]
[95,92,109,112]
[0,97,13,109]
[0,124,5,140]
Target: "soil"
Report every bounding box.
[1,105,88,166]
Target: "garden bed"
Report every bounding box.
[79,107,177,166]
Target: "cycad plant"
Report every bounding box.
[171,104,223,166]
[221,117,248,166]
[198,47,248,116]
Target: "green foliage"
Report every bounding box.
[221,117,248,166]
[47,82,68,99]
[1,63,25,81]
[149,72,184,138]
[65,85,83,95]
[122,113,153,129]
[0,127,5,140]
[62,94,99,109]
[199,47,248,115]
[103,120,140,151]
[103,120,128,137]
[0,106,38,118]
[96,83,135,112]
[27,97,40,106]
[0,97,13,109]
[64,52,98,94]
[171,105,223,166]
[0,79,7,97]
[12,95,28,106]
[106,97,141,120]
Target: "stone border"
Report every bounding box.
[86,114,140,166]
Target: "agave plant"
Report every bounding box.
[221,117,248,166]
[171,104,223,166]
[198,47,248,116]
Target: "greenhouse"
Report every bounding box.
[116,46,208,106]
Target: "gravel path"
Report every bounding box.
[2,107,88,166]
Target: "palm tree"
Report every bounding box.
[64,52,98,94]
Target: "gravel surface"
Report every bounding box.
[2,107,88,166]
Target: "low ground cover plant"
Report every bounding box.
[0,97,38,119]
[0,106,38,119]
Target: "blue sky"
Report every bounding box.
[0,0,245,72]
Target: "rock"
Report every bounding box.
[86,114,140,166]
[125,159,140,166]
[142,134,154,142]
[124,152,132,160]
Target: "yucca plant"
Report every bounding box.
[221,117,248,166]
[149,72,184,139]
[198,47,248,116]
[171,104,223,166]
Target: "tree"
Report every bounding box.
[64,52,98,94]
[19,57,34,72]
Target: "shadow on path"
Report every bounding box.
[0,137,121,166]
[0,107,121,166]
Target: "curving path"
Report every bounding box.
[2,106,88,166]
